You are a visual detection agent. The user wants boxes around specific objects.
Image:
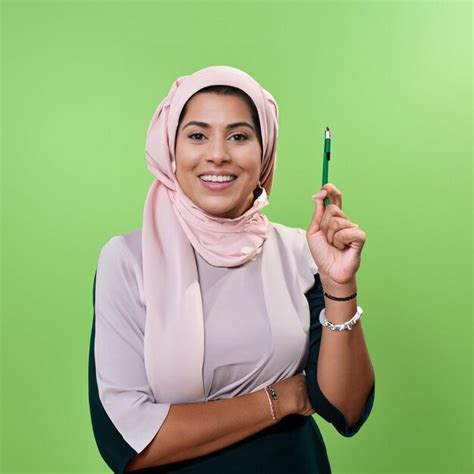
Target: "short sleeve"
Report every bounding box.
[294,227,319,292]
[88,236,171,473]
[303,273,375,437]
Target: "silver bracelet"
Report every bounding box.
[319,306,363,331]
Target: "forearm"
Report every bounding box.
[316,276,375,427]
[125,388,282,471]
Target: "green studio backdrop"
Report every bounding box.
[1,0,472,473]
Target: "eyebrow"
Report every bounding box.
[182,120,255,132]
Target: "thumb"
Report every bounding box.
[308,190,327,234]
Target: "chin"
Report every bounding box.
[202,206,234,218]
[195,197,236,217]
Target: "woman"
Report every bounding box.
[88,65,375,473]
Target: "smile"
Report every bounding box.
[198,175,237,190]
[199,175,236,183]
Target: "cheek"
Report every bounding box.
[237,147,261,170]
[243,157,262,178]
[175,147,201,175]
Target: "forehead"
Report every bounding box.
[183,92,252,120]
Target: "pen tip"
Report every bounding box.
[325,127,331,139]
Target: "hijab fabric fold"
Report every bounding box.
[142,66,279,402]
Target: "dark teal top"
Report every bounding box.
[88,272,375,473]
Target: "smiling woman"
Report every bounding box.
[174,86,264,219]
[88,65,375,474]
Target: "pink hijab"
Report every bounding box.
[142,65,279,403]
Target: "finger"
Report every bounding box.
[326,217,356,246]
[309,189,328,233]
[319,204,347,237]
[321,183,343,210]
[332,237,346,251]
[333,226,367,251]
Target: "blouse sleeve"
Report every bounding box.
[303,273,375,437]
[88,236,171,473]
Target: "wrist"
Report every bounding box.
[266,382,291,421]
[319,275,358,325]
[319,275,357,297]
[262,386,281,423]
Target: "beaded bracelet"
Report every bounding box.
[264,384,278,421]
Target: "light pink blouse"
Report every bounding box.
[93,224,317,453]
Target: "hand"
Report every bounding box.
[307,183,367,285]
[273,373,315,419]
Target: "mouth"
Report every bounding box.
[198,174,237,191]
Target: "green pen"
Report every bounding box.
[322,127,331,206]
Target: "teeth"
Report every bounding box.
[200,175,236,183]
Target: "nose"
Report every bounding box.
[206,137,231,165]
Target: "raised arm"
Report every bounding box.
[304,272,375,437]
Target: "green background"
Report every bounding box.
[1,0,472,472]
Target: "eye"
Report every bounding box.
[188,132,205,141]
[230,133,248,142]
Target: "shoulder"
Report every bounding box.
[97,228,142,268]
[271,222,306,246]
[270,222,318,276]
[95,228,146,308]
[96,228,143,293]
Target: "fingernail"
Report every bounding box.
[312,190,325,199]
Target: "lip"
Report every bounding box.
[198,171,238,177]
[198,175,237,191]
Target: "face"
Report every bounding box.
[175,92,262,219]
